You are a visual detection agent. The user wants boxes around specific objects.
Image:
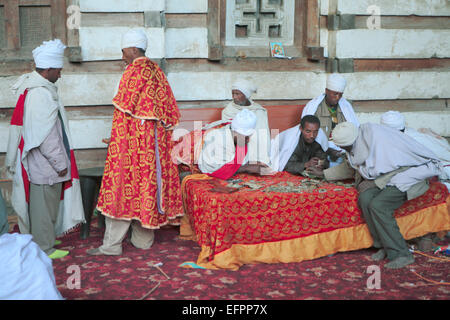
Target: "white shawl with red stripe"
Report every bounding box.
[5,72,85,236]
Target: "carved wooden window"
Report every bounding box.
[0,0,66,61]
[207,0,322,61]
[226,0,294,46]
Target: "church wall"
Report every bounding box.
[0,0,449,172]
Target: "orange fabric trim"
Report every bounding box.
[194,197,450,270]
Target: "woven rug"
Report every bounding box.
[38,221,450,300]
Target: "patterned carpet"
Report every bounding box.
[47,221,450,301]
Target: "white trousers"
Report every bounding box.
[99,216,155,255]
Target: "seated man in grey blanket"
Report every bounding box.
[307,122,442,269]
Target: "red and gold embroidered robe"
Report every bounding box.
[96,57,183,228]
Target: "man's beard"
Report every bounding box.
[235,100,249,106]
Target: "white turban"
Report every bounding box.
[380,111,405,131]
[326,73,346,93]
[331,122,359,147]
[231,109,257,136]
[232,79,257,99]
[121,29,148,51]
[32,39,66,69]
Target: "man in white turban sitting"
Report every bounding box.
[220,79,271,168]
[5,39,84,259]
[199,109,268,179]
[380,110,450,191]
[308,122,442,269]
[301,73,359,166]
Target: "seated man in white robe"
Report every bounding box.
[199,109,268,180]
[380,110,450,191]
[221,79,271,167]
[302,73,360,166]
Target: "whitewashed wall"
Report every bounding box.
[1,0,449,154]
[335,29,450,59]
[321,0,450,16]
[79,0,165,12]
[77,0,208,61]
[79,27,165,61]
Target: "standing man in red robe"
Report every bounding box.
[88,29,183,256]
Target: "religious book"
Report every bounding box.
[270,42,285,58]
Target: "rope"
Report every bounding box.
[413,250,450,262]
[409,250,450,286]
[410,270,450,286]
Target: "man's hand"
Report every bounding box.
[239,162,269,175]
[58,168,68,177]
[305,157,320,169]
[305,166,324,178]
[240,164,261,174]
[327,149,344,162]
[260,166,276,176]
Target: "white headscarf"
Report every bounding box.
[32,39,66,69]
[330,122,359,147]
[231,109,257,136]
[121,29,148,51]
[380,111,406,131]
[326,73,346,93]
[232,79,258,99]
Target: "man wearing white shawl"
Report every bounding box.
[304,73,359,155]
[380,110,450,191]
[313,122,442,269]
[5,39,84,259]
[199,109,267,179]
[221,79,271,167]
[270,73,359,172]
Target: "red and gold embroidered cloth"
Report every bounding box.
[112,57,180,128]
[97,57,183,228]
[182,172,450,269]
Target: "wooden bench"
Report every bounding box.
[176,104,305,134]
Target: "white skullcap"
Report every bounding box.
[231,109,257,136]
[331,122,358,147]
[380,110,405,131]
[121,29,148,51]
[326,73,346,93]
[32,39,66,69]
[232,79,257,99]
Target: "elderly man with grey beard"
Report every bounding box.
[220,79,271,168]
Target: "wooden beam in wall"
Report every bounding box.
[304,0,323,61]
[207,0,223,61]
[4,0,20,50]
[354,58,450,72]
[51,0,67,44]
